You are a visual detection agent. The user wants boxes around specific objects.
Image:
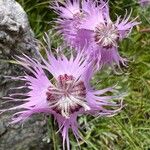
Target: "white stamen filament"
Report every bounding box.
[57,96,90,118]
[95,23,119,48]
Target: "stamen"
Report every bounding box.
[46,74,90,118]
[94,23,119,48]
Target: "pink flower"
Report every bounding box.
[53,0,139,69]
[1,48,122,149]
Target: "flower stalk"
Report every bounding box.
[47,116,60,150]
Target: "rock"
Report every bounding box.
[0,1,49,149]
[0,114,49,150]
[0,0,39,95]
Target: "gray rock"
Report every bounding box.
[0,0,49,150]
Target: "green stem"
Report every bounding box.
[47,116,59,150]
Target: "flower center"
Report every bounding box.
[94,23,119,48]
[46,74,90,118]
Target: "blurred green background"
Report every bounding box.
[16,0,150,149]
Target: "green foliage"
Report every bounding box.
[17,0,56,39]
[16,0,150,149]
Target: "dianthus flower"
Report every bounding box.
[53,0,139,69]
[1,48,122,149]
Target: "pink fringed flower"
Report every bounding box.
[1,48,122,149]
[53,0,139,69]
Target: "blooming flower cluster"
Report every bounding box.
[1,0,138,150]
